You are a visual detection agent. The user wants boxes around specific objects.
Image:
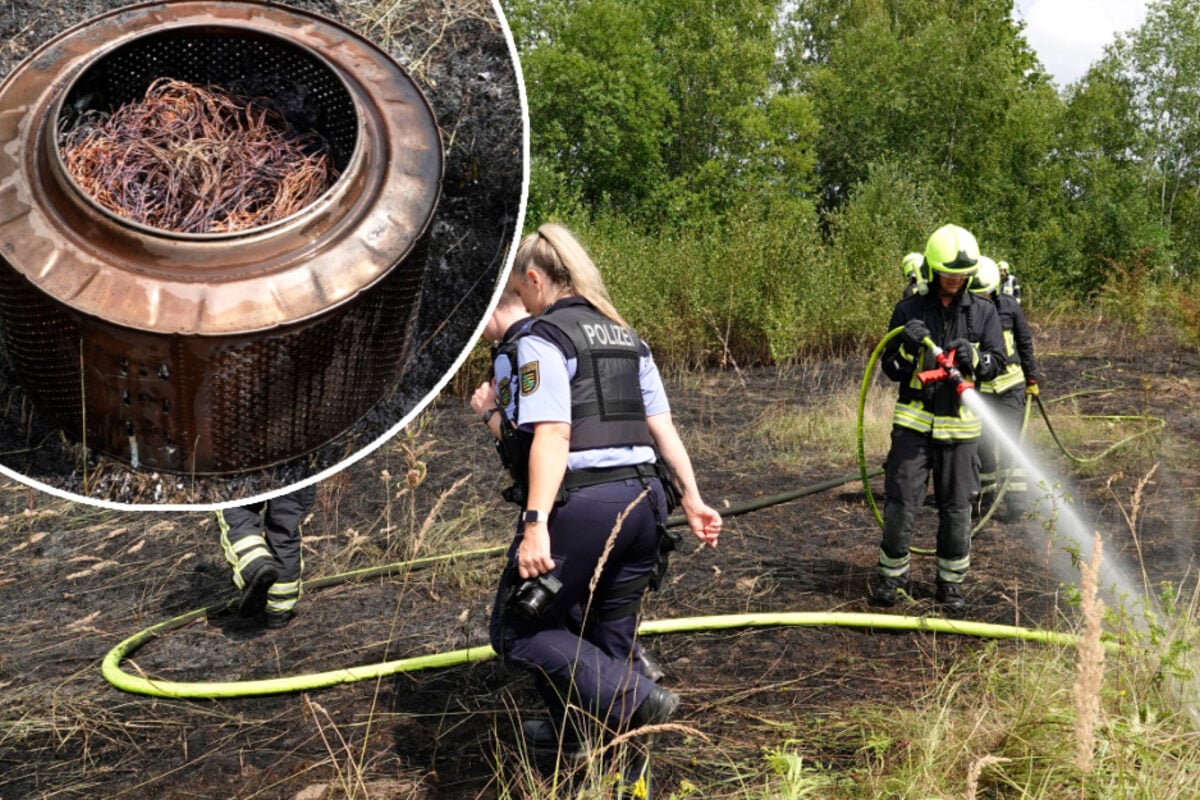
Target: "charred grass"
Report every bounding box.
[2,319,1200,798]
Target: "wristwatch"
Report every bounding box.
[521,509,548,524]
[481,407,499,424]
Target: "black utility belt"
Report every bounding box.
[561,463,660,491]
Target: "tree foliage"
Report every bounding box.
[503,0,1200,364]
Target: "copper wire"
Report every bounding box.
[59,78,337,233]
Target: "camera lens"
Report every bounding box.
[514,573,562,619]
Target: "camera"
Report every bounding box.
[510,572,562,620]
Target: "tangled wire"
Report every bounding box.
[59,78,338,234]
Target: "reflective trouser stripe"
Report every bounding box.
[937,555,970,584]
[979,469,998,491]
[267,579,301,613]
[877,548,910,578]
[218,511,273,590]
[1004,466,1027,493]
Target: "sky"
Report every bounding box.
[1012,0,1149,87]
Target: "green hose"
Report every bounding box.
[1032,394,1164,467]
[101,351,1156,700]
[103,592,1112,699]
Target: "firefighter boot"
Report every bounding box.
[238,558,279,618]
[871,574,911,607]
[935,580,966,617]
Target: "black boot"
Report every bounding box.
[871,574,910,607]
[238,559,278,618]
[935,580,966,617]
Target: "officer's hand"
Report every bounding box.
[516,524,554,579]
[682,500,722,548]
[1026,379,1040,397]
[470,380,498,418]
[947,338,976,375]
[899,319,930,352]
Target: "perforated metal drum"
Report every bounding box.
[0,1,443,474]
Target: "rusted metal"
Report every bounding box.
[0,1,443,474]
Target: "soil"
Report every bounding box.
[0,0,524,506]
[1,318,1197,799]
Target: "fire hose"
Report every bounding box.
[102,332,1152,699]
[102,540,1114,699]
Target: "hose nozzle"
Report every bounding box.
[916,339,974,396]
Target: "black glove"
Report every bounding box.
[899,319,930,352]
[947,338,976,375]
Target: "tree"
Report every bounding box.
[512,0,673,218]
[785,0,1050,219]
[1109,0,1200,277]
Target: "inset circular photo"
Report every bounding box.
[0,0,526,508]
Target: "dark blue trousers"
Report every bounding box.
[490,477,664,733]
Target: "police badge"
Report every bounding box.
[519,361,539,396]
[497,376,513,409]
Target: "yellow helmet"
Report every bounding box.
[901,251,924,281]
[923,224,979,282]
[969,256,1000,295]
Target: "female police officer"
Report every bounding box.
[489,223,721,775]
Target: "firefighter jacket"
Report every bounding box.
[980,292,1038,396]
[527,297,655,452]
[881,285,1005,442]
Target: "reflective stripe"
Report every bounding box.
[930,414,981,442]
[982,363,1025,394]
[877,548,910,577]
[218,510,273,590]
[267,581,301,612]
[231,537,264,554]
[894,402,981,440]
[936,556,970,583]
[982,329,1025,394]
[893,401,933,433]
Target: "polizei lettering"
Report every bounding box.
[580,321,635,348]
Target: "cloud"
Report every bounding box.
[1015,0,1147,86]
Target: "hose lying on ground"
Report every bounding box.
[103,524,1114,699]
[104,350,1153,699]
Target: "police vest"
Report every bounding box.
[535,303,654,452]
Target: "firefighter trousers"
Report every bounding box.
[878,426,977,585]
[218,485,315,614]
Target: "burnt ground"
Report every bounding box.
[1,319,1198,799]
[0,0,523,505]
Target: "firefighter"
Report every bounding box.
[490,223,721,792]
[900,251,927,299]
[998,260,1022,304]
[969,256,1039,521]
[873,224,1005,616]
[218,485,316,629]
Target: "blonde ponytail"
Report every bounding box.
[514,223,629,328]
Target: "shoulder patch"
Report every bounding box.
[497,376,512,409]
[519,361,539,396]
